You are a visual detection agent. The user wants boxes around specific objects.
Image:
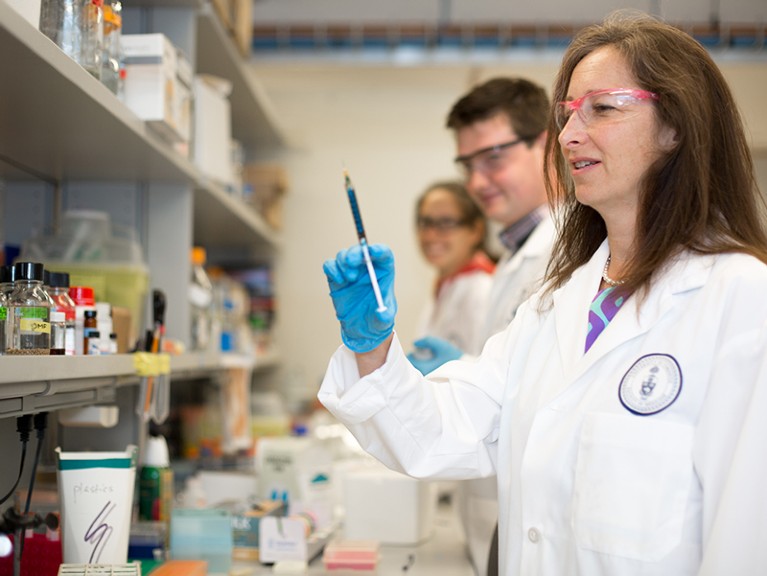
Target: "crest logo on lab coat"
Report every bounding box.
[619,354,682,415]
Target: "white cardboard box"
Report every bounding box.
[193,74,233,186]
[121,33,186,144]
[342,460,437,545]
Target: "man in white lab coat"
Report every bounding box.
[320,12,767,576]
[408,78,557,575]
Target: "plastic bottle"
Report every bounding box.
[189,247,213,351]
[69,286,96,355]
[139,434,174,524]
[47,272,77,356]
[96,302,113,354]
[50,311,66,355]
[7,262,51,356]
[101,0,123,94]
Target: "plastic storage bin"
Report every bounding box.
[43,262,149,347]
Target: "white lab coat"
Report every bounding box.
[480,212,556,341]
[456,211,556,574]
[319,241,767,576]
[415,267,493,355]
[414,265,493,574]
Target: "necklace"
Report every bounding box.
[602,255,625,287]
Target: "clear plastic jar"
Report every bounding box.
[189,247,214,351]
[7,262,51,356]
[39,0,104,79]
[101,0,123,94]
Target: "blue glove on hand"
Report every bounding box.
[323,243,397,353]
[407,336,463,375]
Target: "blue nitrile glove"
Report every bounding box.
[407,336,463,375]
[323,243,397,353]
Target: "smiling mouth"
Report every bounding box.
[573,160,599,170]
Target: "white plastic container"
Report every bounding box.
[342,460,437,545]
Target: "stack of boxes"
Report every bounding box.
[119,0,259,194]
[121,34,192,149]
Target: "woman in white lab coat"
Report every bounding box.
[320,11,767,576]
[412,180,495,355]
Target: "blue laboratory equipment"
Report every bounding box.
[344,171,387,312]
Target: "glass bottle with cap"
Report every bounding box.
[83,310,99,355]
[47,272,77,356]
[39,0,104,79]
[50,311,66,355]
[7,262,51,355]
[0,265,15,297]
[0,285,6,355]
[0,266,14,355]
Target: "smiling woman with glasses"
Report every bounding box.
[410,180,495,356]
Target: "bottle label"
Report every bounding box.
[0,307,5,321]
[20,318,51,334]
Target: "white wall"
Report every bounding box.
[251,53,767,403]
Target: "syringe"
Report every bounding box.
[344,170,387,312]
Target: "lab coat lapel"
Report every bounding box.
[553,245,713,388]
[552,241,609,378]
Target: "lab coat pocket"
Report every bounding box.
[572,413,694,561]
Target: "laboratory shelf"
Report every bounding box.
[122,0,288,150]
[0,1,196,183]
[171,349,280,378]
[195,1,287,150]
[0,355,138,418]
[0,0,283,419]
[193,180,280,249]
[0,0,281,249]
[0,350,279,418]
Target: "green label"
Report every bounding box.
[17,307,48,319]
[0,307,6,321]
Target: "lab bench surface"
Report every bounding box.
[232,503,475,576]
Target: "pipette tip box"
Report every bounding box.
[322,540,379,573]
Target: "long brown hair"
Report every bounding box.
[543,11,767,300]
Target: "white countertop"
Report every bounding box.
[229,502,476,576]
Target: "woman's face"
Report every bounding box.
[417,188,483,278]
[557,46,676,229]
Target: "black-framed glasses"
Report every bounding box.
[454,138,528,177]
[416,216,469,232]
